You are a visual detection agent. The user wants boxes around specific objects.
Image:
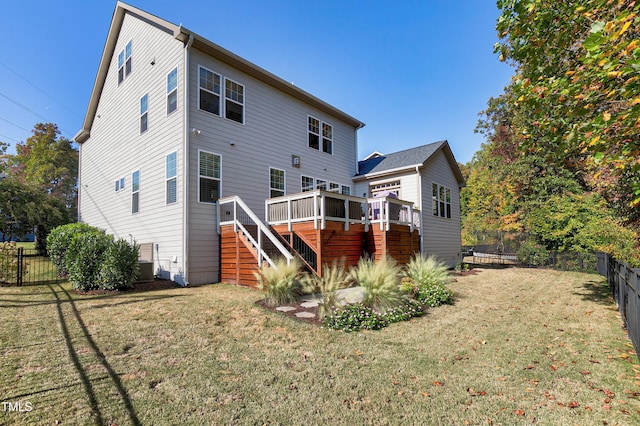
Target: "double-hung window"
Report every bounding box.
[199,67,221,115]
[166,152,177,205]
[301,176,314,192]
[140,94,148,133]
[308,116,332,154]
[132,170,140,214]
[322,123,333,154]
[225,78,244,123]
[118,40,132,84]
[167,67,178,115]
[316,179,327,191]
[432,183,451,218]
[341,185,351,196]
[269,168,285,198]
[199,150,221,203]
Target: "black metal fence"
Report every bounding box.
[0,246,63,286]
[463,248,598,273]
[598,252,640,361]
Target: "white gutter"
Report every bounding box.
[182,32,194,286]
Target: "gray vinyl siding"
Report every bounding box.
[186,48,359,283]
[78,12,187,283]
[420,150,462,267]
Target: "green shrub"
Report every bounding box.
[98,239,139,291]
[323,303,388,332]
[301,258,352,319]
[403,254,453,308]
[0,242,19,283]
[412,281,454,308]
[47,223,104,276]
[349,257,403,312]
[66,232,114,291]
[517,241,549,266]
[255,257,303,306]
[381,299,425,323]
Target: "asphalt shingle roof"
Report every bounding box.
[357,141,447,176]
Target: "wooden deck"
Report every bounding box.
[218,192,421,287]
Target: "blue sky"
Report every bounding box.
[0,0,512,164]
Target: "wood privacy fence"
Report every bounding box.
[0,246,63,286]
[598,252,640,360]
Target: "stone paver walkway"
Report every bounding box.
[275,287,365,320]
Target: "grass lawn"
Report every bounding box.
[1,267,639,425]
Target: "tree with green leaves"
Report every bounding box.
[495,0,640,214]
[10,123,78,218]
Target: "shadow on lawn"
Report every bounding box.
[47,283,142,426]
[573,279,613,306]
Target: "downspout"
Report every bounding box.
[182,33,194,286]
[77,144,82,222]
[416,165,423,253]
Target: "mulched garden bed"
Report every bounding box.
[72,279,180,295]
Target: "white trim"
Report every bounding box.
[197,65,221,116]
[197,149,222,204]
[224,77,245,124]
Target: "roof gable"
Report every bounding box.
[75,1,364,143]
[356,141,465,185]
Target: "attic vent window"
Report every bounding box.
[118,40,132,84]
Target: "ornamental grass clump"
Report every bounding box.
[301,258,352,319]
[255,257,303,306]
[403,254,453,307]
[349,256,403,312]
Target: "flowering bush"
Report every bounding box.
[381,299,425,323]
[323,303,388,332]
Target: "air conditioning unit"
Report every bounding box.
[136,261,154,282]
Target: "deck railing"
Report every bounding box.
[265,190,420,232]
[218,196,293,267]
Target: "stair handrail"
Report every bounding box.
[218,196,293,266]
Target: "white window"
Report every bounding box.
[199,150,221,203]
[329,182,340,193]
[132,170,140,214]
[199,66,221,115]
[308,116,332,154]
[166,152,177,204]
[118,40,132,84]
[322,122,333,154]
[167,67,178,115]
[140,94,148,134]
[269,168,285,198]
[225,78,244,124]
[316,179,327,191]
[115,177,125,192]
[301,175,314,192]
[432,183,451,218]
[341,185,351,196]
[371,180,401,198]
